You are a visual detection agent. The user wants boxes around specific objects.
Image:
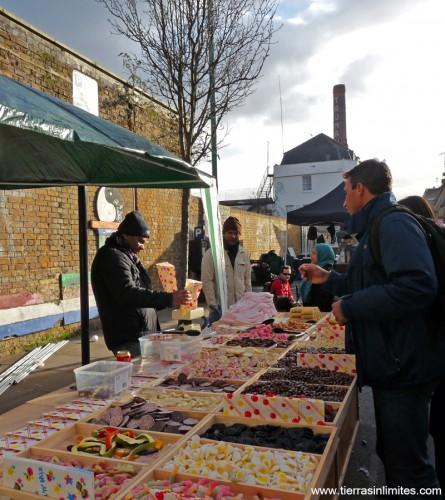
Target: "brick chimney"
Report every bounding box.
[333,84,347,147]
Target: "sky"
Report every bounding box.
[1,0,445,200]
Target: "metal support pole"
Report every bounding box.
[78,185,90,365]
[209,0,218,186]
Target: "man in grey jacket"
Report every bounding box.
[201,216,251,323]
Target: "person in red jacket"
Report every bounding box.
[270,265,296,311]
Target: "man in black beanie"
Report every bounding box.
[91,211,191,356]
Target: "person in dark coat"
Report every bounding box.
[91,211,191,357]
[399,195,445,493]
[300,160,445,495]
[299,243,335,312]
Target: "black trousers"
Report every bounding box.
[431,380,445,494]
[111,308,159,358]
[373,383,441,498]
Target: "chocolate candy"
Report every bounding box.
[259,367,353,386]
[243,381,347,402]
[201,423,328,454]
[226,338,276,348]
[160,375,239,393]
[89,397,198,434]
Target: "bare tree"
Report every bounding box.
[98,0,279,284]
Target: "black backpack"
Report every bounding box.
[369,205,445,334]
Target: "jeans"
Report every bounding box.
[372,383,441,498]
[430,380,445,493]
[208,304,222,325]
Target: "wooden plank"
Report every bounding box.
[333,380,359,483]
[89,220,119,229]
[338,420,359,487]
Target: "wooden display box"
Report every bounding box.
[0,447,146,499]
[135,386,224,413]
[219,364,358,488]
[117,468,335,500]
[176,346,282,381]
[35,422,182,466]
[87,405,208,439]
[330,378,359,485]
[136,414,338,500]
[153,375,247,394]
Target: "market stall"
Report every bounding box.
[0,77,358,500]
[0,304,358,499]
[0,75,213,365]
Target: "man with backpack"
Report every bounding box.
[300,159,445,496]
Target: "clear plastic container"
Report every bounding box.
[74,360,133,398]
[139,333,163,361]
[159,335,201,363]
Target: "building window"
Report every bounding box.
[302,175,312,192]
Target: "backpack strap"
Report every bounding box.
[369,205,413,268]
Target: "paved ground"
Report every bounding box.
[342,387,386,497]
[0,308,177,414]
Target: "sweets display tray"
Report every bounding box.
[87,405,208,439]
[0,314,357,500]
[33,422,182,466]
[0,447,147,499]
[135,386,224,413]
[121,414,338,500]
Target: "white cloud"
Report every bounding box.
[219,0,445,198]
[1,0,443,200]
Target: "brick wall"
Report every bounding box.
[0,9,293,334]
[0,9,186,303]
[219,207,301,259]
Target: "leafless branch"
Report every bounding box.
[97,0,280,165]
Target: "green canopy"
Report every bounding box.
[0,75,214,364]
[0,75,212,188]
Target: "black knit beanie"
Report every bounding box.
[118,211,150,237]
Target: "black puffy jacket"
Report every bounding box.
[91,233,172,350]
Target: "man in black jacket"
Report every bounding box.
[91,211,190,356]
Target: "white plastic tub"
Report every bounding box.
[159,335,201,363]
[74,360,132,398]
[139,333,163,360]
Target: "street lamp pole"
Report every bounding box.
[209,0,218,186]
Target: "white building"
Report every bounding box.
[273,133,357,217]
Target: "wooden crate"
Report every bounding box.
[153,376,247,395]
[35,422,183,467]
[125,414,339,500]
[118,468,335,500]
[86,405,208,439]
[0,447,146,499]
[331,378,359,486]
[218,362,358,490]
[134,386,224,413]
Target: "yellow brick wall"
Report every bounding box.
[0,10,184,302]
[0,9,293,316]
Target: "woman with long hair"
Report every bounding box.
[399,195,444,492]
